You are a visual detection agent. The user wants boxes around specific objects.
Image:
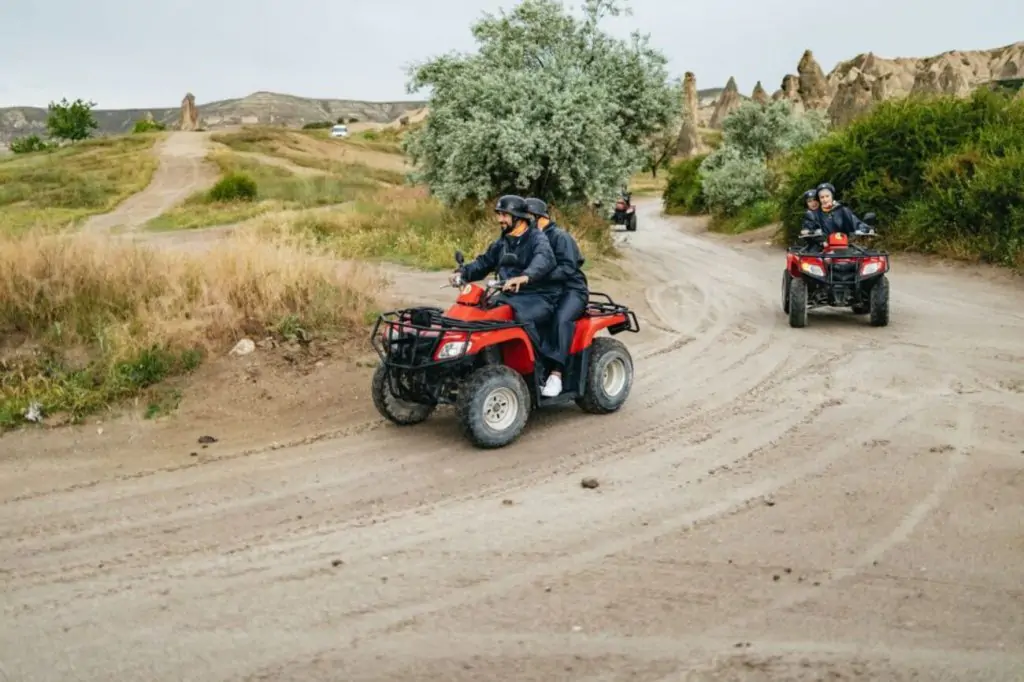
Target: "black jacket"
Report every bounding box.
[801,210,823,233]
[542,221,589,294]
[817,203,868,236]
[460,222,557,296]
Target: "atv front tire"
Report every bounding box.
[869,275,889,327]
[788,278,808,328]
[372,364,435,425]
[781,271,792,313]
[626,213,637,232]
[456,365,530,448]
[577,337,634,414]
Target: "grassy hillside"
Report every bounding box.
[0,134,161,233]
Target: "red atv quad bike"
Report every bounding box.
[370,250,640,449]
[781,212,890,328]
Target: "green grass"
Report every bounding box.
[0,134,161,233]
[708,200,779,234]
[146,151,393,230]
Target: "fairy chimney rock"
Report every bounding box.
[180,92,199,131]
[709,76,742,129]
[751,81,769,104]
[675,71,702,156]
[797,50,832,109]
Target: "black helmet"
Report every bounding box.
[816,182,836,197]
[495,194,530,220]
[802,189,817,204]
[524,197,549,218]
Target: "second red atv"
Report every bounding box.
[370,250,640,449]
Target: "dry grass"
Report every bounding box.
[0,229,383,428]
[0,134,161,233]
[146,150,398,231]
[254,184,619,271]
[213,127,410,174]
[629,170,669,196]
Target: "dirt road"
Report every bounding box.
[3,200,1024,681]
[81,132,217,233]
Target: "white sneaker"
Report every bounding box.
[541,373,563,397]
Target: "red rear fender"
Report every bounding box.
[569,313,627,355]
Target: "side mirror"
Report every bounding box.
[499,252,519,267]
[863,212,876,225]
[454,250,464,265]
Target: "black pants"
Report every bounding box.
[543,289,588,371]
[494,292,556,353]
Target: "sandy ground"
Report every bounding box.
[3,185,1024,679]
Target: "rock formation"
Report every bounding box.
[751,81,769,105]
[675,71,702,156]
[180,93,199,131]
[709,76,742,129]
[797,50,832,110]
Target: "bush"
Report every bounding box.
[208,172,258,202]
[699,146,772,215]
[302,121,333,130]
[0,229,381,428]
[709,199,779,234]
[9,134,53,154]
[777,89,1024,265]
[132,119,166,133]
[662,154,708,214]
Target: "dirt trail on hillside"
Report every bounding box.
[82,132,218,232]
[2,201,1024,681]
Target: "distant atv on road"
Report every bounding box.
[610,190,637,232]
[782,212,890,328]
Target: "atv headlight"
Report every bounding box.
[800,261,824,277]
[435,341,469,359]
[860,261,881,276]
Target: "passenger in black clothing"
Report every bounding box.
[815,183,872,237]
[451,194,558,351]
[524,197,589,398]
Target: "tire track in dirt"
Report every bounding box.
[2,201,1023,681]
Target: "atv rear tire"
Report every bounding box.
[577,337,634,414]
[456,365,530,448]
[781,271,792,313]
[372,364,435,425]
[626,213,637,232]
[869,275,889,327]
[788,278,808,328]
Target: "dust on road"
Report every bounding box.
[2,200,1023,681]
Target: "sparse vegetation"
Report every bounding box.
[302,121,334,130]
[132,118,166,134]
[212,127,408,174]
[0,229,381,429]
[778,89,1024,266]
[146,151,394,230]
[262,184,618,271]
[0,135,160,233]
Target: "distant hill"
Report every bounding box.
[0,91,427,144]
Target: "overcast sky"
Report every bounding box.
[1,0,1021,109]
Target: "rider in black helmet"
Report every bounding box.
[524,197,589,398]
[815,183,872,236]
[452,194,558,349]
[799,188,824,241]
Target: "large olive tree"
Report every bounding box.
[403,0,679,207]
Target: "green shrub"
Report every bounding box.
[208,172,258,202]
[776,89,1024,265]
[709,199,779,234]
[132,119,166,133]
[302,121,334,130]
[9,134,53,154]
[700,146,771,215]
[662,154,707,214]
